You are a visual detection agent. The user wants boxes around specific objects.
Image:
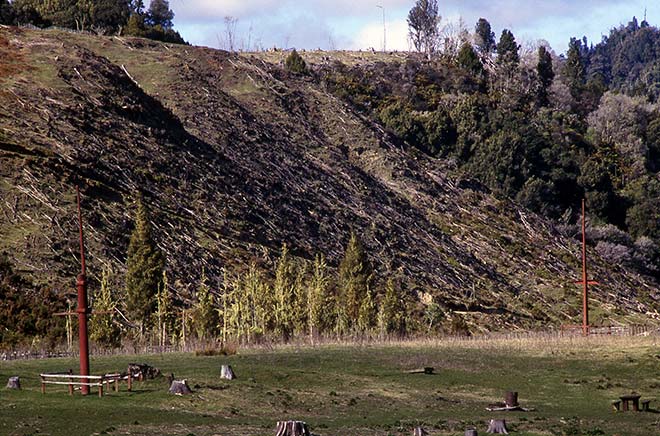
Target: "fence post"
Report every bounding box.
[127,372,132,392]
[68,369,74,396]
[41,376,45,394]
[98,379,103,398]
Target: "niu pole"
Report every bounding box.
[576,198,598,336]
[76,186,90,394]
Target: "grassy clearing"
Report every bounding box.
[2,336,660,436]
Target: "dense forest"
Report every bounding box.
[0,0,185,43]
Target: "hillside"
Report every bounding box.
[0,26,658,336]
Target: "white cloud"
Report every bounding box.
[171,0,660,53]
[350,18,410,51]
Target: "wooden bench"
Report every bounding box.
[641,399,652,411]
[40,372,132,397]
[612,400,621,411]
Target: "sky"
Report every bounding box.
[170,0,659,54]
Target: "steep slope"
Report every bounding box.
[0,26,657,331]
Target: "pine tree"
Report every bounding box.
[292,264,308,335]
[564,37,586,99]
[377,278,405,336]
[457,42,483,75]
[146,0,173,28]
[192,268,219,340]
[285,49,307,74]
[90,267,121,348]
[474,18,495,55]
[496,29,520,70]
[155,270,175,346]
[273,244,295,339]
[244,262,271,337]
[536,45,554,107]
[338,231,373,329]
[0,0,15,24]
[125,195,164,337]
[357,286,376,333]
[307,254,330,339]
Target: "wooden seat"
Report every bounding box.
[641,400,652,411]
[611,400,621,411]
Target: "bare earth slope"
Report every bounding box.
[0,27,657,331]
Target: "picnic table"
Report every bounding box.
[619,394,642,411]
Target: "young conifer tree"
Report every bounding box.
[90,267,121,348]
[125,195,164,337]
[292,264,308,335]
[307,253,330,340]
[378,277,406,336]
[338,231,373,330]
[155,270,175,346]
[273,244,295,339]
[193,268,219,340]
[357,286,377,333]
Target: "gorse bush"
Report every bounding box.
[285,49,307,74]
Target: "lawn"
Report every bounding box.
[1,335,659,436]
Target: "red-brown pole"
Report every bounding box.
[581,198,589,336]
[76,187,90,394]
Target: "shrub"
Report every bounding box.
[285,49,307,74]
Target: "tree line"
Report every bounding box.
[0,0,185,43]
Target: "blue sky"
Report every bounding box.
[170,0,658,53]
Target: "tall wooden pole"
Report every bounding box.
[576,198,598,336]
[581,199,588,336]
[76,186,90,394]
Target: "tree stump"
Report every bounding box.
[505,391,518,408]
[275,420,310,436]
[221,364,236,380]
[168,379,192,395]
[465,429,478,436]
[6,376,20,389]
[413,427,428,436]
[486,419,508,434]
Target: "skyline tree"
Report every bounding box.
[536,45,555,106]
[407,0,440,55]
[474,17,495,54]
[496,29,520,70]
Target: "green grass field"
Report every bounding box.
[1,336,659,436]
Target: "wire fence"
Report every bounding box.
[3,324,659,361]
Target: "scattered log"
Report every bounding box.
[406,367,435,375]
[486,419,508,434]
[6,376,20,389]
[486,405,534,412]
[168,379,192,395]
[128,363,161,380]
[221,365,236,380]
[465,429,478,436]
[413,427,428,436]
[275,420,310,436]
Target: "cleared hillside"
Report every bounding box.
[0,26,657,332]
